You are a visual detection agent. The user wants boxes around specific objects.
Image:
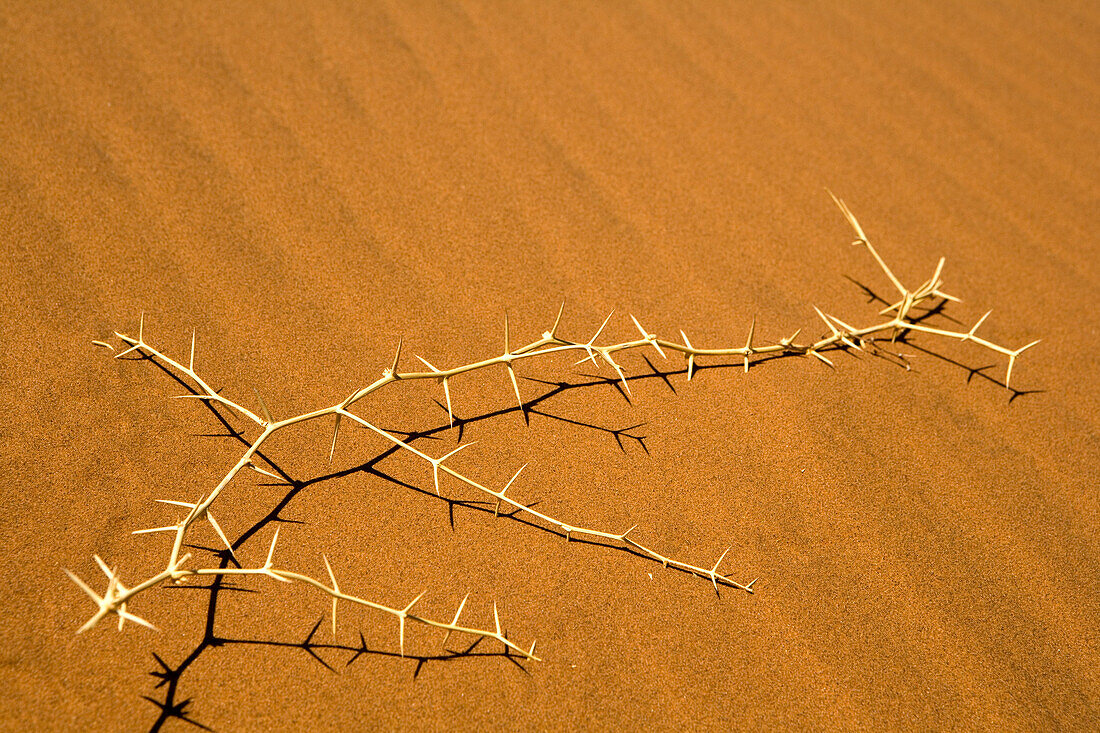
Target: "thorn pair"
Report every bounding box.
[677,319,755,378]
[430,442,476,496]
[398,590,427,658]
[569,312,633,397]
[415,355,454,428]
[134,498,236,561]
[1006,339,1041,389]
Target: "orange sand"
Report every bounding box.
[1,1,1097,729]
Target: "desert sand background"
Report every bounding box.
[1,1,1097,730]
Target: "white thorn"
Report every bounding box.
[205,511,236,560]
[590,310,615,345]
[266,526,281,568]
[328,413,342,464]
[324,554,339,640]
[253,388,273,424]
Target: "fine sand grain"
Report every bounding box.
[1,1,1097,730]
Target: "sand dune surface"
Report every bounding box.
[0,1,1097,730]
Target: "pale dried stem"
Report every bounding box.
[71,197,1037,663]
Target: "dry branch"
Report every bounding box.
[67,195,1037,666]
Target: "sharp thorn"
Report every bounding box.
[119,609,159,632]
[328,413,342,465]
[549,301,566,338]
[266,526,281,568]
[114,344,143,359]
[414,355,440,372]
[324,555,340,641]
[252,388,273,424]
[205,512,236,560]
[132,526,179,535]
[969,310,992,336]
[246,461,281,481]
[453,592,469,626]
[443,378,453,428]
[391,337,404,376]
[64,568,100,603]
[399,616,406,658]
[405,590,426,614]
[441,441,476,463]
[591,310,615,344]
[443,591,471,646]
[323,554,339,592]
[507,363,523,413]
[712,546,731,574]
[504,463,527,492]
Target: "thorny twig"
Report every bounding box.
[70,195,1037,663]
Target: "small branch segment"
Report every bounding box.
[65,543,540,661]
[72,195,1038,664]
